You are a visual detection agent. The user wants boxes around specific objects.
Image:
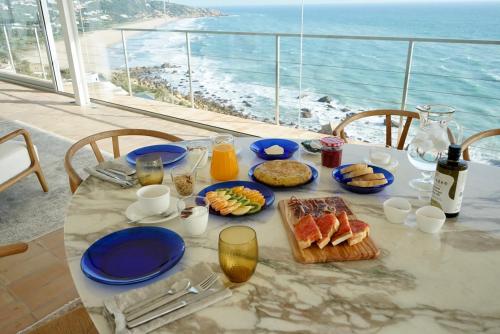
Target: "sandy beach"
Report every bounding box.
[56,16,179,75]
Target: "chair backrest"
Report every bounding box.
[333,109,420,150]
[462,128,500,161]
[64,129,182,193]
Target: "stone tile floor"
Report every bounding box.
[0,229,78,334]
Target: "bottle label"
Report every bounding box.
[431,169,468,214]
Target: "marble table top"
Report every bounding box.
[64,138,500,333]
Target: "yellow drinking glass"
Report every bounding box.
[218,226,258,283]
[210,134,239,181]
[136,153,164,186]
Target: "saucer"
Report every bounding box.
[364,157,399,171]
[125,198,178,224]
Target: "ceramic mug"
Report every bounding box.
[136,184,170,215]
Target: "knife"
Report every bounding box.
[126,288,219,329]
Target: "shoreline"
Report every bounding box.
[54,16,182,73]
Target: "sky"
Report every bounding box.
[176,0,500,6]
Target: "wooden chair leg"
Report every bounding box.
[34,164,49,192]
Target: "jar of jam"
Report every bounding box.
[320,137,344,168]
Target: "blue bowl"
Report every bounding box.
[332,164,394,194]
[250,138,299,160]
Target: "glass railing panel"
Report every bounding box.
[0,0,52,82]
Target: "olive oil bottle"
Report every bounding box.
[431,144,468,218]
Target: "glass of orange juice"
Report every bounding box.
[210,134,239,181]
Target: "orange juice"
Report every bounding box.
[211,143,239,181]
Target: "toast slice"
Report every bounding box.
[315,213,339,249]
[293,214,322,249]
[347,219,370,246]
[340,164,367,174]
[352,173,385,181]
[347,179,387,187]
[343,167,374,179]
[331,211,353,246]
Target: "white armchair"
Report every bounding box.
[0,128,48,192]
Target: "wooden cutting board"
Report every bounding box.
[278,197,380,264]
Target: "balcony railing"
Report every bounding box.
[113,27,500,128]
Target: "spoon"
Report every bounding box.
[190,149,207,173]
[123,278,191,315]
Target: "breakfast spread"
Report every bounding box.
[264,144,285,155]
[253,160,312,187]
[278,196,380,263]
[340,163,388,187]
[205,186,266,216]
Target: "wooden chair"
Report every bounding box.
[462,128,500,161]
[0,128,48,192]
[64,129,182,193]
[333,109,420,150]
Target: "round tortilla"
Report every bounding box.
[254,160,312,187]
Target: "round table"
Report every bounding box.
[64,138,500,333]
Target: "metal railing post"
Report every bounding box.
[185,32,194,108]
[398,40,415,145]
[3,25,16,73]
[121,30,132,96]
[400,40,414,110]
[33,27,47,79]
[275,35,280,125]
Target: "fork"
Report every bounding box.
[125,272,218,322]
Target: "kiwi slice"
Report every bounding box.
[248,203,262,214]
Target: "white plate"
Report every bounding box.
[125,198,178,224]
[364,157,399,171]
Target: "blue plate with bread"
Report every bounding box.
[332,163,394,194]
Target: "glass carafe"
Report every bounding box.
[210,134,239,181]
[407,105,462,193]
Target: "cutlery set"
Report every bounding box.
[124,272,219,329]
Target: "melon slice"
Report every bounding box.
[293,214,322,249]
[231,206,252,216]
[315,213,339,249]
[331,211,353,246]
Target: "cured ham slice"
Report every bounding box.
[315,213,339,249]
[347,220,370,246]
[293,214,322,249]
[331,211,353,246]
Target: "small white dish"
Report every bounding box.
[125,198,178,224]
[364,157,399,171]
[416,206,446,234]
[136,184,170,215]
[383,198,411,224]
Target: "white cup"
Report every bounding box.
[137,185,170,215]
[177,196,209,236]
[383,198,411,224]
[416,206,446,234]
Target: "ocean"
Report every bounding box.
[107,2,500,162]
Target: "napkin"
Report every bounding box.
[103,263,232,333]
[84,167,134,187]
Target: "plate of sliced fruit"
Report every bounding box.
[198,181,275,216]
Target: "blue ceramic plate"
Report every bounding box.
[126,144,187,166]
[198,181,275,216]
[250,138,299,160]
[332,164,394,194]
[248,162,319,188]
[81,226,185,285]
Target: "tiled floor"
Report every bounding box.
[0,229,78,334]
